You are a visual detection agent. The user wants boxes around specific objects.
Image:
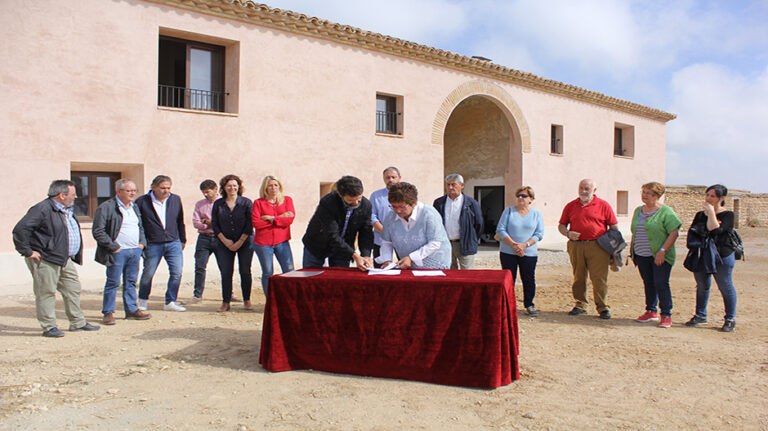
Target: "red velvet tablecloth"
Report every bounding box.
[259,267,519,388]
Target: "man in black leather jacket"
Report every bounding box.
[12,180,100,337]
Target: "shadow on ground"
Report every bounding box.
[136,326,266,373]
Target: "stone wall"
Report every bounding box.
[664,185,768,229]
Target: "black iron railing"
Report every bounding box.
[158,85,227,112]
[376,110,398,134]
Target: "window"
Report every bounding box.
[616,190,629,216]
[158,36,226,112]
[550,124,563,154]
[320,182,335,198]
[613,123,635,157]
[613,127,623,155]
[71,171,121,221]
[376,93,403,135]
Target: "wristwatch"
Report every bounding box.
[659,247,666,252]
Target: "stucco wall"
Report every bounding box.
[0,0,670,286]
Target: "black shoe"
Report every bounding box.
[568,307,587,316]
[525,306,540,317]
[69,322,100,332]
[42,327,65,338]
[599,310,612,320]
[721,320,735,332]
[685,316,708,327]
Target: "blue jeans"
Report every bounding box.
[252,241,294,296]
[102,247,142,314]
[693,252,737,321]
[634,255,673,316]
[194,234,218,298]
[500,252,538,308]
[214,238,253,303]
[302,248,350,268]
[139,240,183,305]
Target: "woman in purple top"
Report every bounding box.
[211,174,253,312]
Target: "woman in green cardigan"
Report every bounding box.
[630,182,682,328]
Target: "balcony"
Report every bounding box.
[158,85,228,113]
[376,110,398,134]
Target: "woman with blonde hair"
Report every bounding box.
[252,176,295,295]
[496,186,544,316]
[629,181,681,328]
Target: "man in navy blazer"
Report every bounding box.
[135,175,187,312]
[433,174,483,269]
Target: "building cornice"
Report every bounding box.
[146,0,676,122]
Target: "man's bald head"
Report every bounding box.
[578,179,596,203]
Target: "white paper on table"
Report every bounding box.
[367,268,401,275]
[368,262,399,275]
[279,270,324,278]
[411,270,446,276]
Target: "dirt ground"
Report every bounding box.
[1,229,766,430]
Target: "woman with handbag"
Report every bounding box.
[685,184,738,332]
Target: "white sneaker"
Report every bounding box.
[163,301,186,312]
[137,299,148,311]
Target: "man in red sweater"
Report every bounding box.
[558,179,619,319]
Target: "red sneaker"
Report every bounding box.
[636,310,659,322]
[659,316,672,328]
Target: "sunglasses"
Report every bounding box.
[516,194,529,198]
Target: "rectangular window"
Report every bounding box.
[158,36,226,112]
[616,190,629,216]
[376,93,403,135]
[614,127,623,155]
[319,182,334,198]
[613,123,635,157]
[551,124,563,154]
[71,171,121,221]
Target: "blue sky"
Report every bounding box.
[266,0,768,192]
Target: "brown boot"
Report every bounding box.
[102,313,116,325]
[181,297,202,305]
[125,310,151,320]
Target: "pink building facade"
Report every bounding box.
[0,0,675,287]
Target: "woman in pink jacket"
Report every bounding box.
[251,176,295,296]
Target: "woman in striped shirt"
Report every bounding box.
[629,182,682,328]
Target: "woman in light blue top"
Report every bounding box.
[375,182,451,270]
[497,186,545,316]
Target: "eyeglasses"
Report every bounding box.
[516,194,529,198]
[390,204,410,211]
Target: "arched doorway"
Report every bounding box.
[433,81,528,242]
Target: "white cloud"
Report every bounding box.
[666,63,768,191]
[460,0,768,86]
[501,0,641,75]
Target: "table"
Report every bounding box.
[259,267,519,388]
